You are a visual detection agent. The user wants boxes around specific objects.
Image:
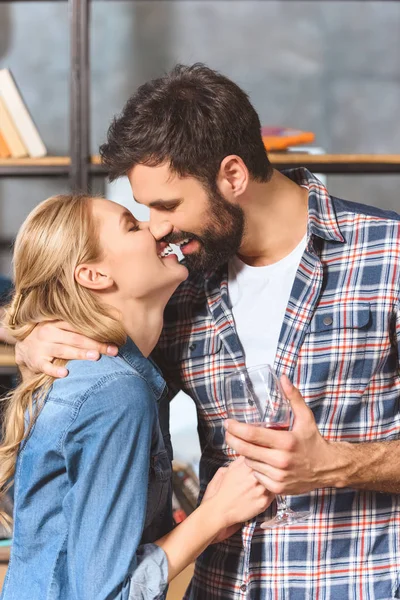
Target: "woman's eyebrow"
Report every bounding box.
[119,210,135,225]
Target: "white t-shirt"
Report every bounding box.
[228,234,307,369]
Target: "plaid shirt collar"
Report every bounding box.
[205,167,344,312]
[286,168,345,243]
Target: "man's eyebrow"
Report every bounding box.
[145,198,183,208]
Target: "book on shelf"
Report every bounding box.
[262,126,315,151]
[0,96,28,158]
[0,131,11,158]
[0,68,46,158]
[172,460,200,525]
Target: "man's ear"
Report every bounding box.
[74,263,114,291]
[217,155,249,199]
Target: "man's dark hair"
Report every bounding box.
[100,63,272,189]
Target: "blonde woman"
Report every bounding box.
[0,194,272,600]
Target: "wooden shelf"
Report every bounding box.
[268,153,400,174]
[0,157,70,177]
[92,153,400,175]
[0,345,15,367]
[2,154,400,177]
[90,153,400,166]
[0,157,70,166]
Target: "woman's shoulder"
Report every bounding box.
[48,354,152,410]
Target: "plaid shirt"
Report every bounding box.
[154,168,400,600]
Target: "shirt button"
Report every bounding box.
[189,343,197,351]
[323,316,333,326]
[240,584,247,592]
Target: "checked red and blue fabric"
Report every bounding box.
[154,168,400,600]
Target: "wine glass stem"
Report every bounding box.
[276,495,288,516]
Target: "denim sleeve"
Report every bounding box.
[63,373,169,600]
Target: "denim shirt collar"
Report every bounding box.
[118,337,166,401]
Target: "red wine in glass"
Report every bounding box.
[225,364,311,529]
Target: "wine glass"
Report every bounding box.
[224,364,310,528]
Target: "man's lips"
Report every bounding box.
[180,239,199,255]
[157,238,193,258]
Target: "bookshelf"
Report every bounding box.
[91,153,400,175]
[0,0,89,190]
[0,0,399,188]
[1,154,400,178]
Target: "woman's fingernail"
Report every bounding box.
[87,350,99,360]
[107,346,118,356]
[57,368,68,378]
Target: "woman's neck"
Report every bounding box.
[102,295,166,358]
[122,303,165,357]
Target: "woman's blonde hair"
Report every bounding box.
[0,193,126,527]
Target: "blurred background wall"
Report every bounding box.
[1,0,400,275]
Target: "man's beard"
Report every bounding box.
[163,189,245,274]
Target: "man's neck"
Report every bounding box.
[238,169,309,267]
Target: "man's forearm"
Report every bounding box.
[329,439,400,493]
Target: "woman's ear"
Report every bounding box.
[74,263,114,291]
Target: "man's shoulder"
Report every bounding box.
[332,196,400,224]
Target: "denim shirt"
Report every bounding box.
[1,338,172,600]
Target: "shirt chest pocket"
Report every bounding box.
[301,302,371,390]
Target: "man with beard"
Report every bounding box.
[13,64,400,599]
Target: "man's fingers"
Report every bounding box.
[245,458,286,483]
[224,420,294,451]
[39,322,118,356]
[280,374,313,426]
[252,471,281,495]
[245,450,291,471]
[225,430,295,462]
[40,360,69,379]
[47,343,102,362]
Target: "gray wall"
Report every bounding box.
[1,0,399,275]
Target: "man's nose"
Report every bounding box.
[139,220,150,231]
[150,220,174,241]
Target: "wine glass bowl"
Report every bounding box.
[224,365,310,528]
